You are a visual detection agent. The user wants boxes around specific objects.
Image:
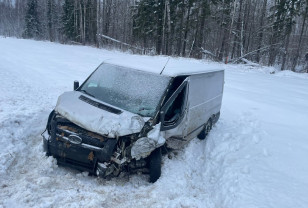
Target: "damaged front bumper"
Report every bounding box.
[43,115,125,177]
[43,134,119,177]
[43,114,165,178]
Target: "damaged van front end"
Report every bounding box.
[43,109,166,179]
[43,63,171,181]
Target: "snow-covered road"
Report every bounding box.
[1,37,308,208]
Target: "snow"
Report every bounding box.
[103,55,224,76]
[1,37,308,208]
[55,91,146,138]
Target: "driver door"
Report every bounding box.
[160,77,190,148]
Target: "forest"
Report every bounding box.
[0,0,308,71]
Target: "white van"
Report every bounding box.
[43,59,224,182]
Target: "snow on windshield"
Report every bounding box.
[80,63,171,117]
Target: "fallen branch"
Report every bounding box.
[200,47,220,61]
[201,47,215,57]
[230,43,281,64]
[68,41,83,45]
[98,34,149,52]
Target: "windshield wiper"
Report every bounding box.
[79,89,95,98]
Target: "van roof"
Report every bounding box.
[103,55,224,77]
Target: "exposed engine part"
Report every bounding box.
[128,159,147,169]
[111,156,126,165]
[96,162,107,176]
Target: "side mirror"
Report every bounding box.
[74,81,79,90]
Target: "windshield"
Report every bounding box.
[79,63,171,117]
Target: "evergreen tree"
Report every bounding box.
[292,0,308,71]
[280,0,301,70]
[23,0,40,39]
[133,0,163,53]
[61,0,77,41]
[268,0,301,67]
[2,0,308,69]
[190,0,212,58]
[47,0,57,42]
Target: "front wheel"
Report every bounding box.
[149,148,162,183]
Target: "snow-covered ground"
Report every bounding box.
[1,37,308,208]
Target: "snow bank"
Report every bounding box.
[274,70,308,79]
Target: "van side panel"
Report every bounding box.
[185,70,224,140]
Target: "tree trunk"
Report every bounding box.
[182,4,191,57]
[161,0,167,54]
[231,0,243,59]
[166,0,171,55]
[224,0,237,61]
[83,0,86,44]
[281,32,291,71]
[256,0,267,63]
[292,4,308,71]
[96,0,100,48]
[194,1,207,59]
[177,0,185,56]
[79,1,83,43]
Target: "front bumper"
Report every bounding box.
[43,134,116,175]
[43,117,118,176]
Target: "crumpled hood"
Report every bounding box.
[55,91,147,138]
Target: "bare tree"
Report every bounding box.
[0,0,308,71]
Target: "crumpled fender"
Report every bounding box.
[131,123,165,160]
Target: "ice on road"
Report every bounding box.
[0,37,308,208]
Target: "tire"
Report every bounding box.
[197,118,212,140]
[149,148,162,183]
